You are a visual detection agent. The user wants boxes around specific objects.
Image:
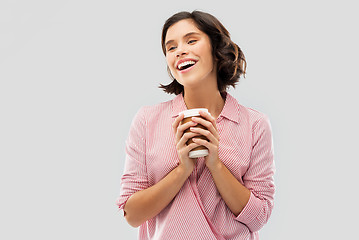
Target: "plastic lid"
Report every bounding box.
[179,108,210,118]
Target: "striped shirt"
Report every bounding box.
[117,93,275,240]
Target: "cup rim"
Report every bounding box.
[179,108,209,118]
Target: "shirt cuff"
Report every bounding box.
[116,195,131,217]
[234,192,262,224]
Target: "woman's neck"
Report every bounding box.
[183,87,225,119]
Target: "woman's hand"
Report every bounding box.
[190,110,220,170]
[172,113,201,175]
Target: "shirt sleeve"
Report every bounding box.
[116,107,149,216]
[234,114,275,232]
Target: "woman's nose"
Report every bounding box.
[175,45,188,57]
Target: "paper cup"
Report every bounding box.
[180,108,210,158]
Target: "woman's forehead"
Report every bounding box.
[165,19,202,41]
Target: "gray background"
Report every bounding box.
[1,0,358,239]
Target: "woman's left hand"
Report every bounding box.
[190,110,220,169]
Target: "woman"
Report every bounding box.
[117,10,275,240]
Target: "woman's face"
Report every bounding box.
[164,19,217,89]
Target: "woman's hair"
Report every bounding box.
[159,10,247,95]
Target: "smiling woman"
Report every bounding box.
[160,11,246,96]
[116,10,275,240]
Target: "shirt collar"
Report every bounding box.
[219,93,240,123]
[171,93,188,118]
[171,92,240,124]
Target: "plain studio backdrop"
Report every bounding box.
[1,0,358,239]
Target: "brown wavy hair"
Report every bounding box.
[159,10,246,95]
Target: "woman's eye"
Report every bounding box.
[188,40,197,44]
[168,46,176,51]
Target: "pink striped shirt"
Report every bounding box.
[117,93,275,240]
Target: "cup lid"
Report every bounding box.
[179,108,210,118]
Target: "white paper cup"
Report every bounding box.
[179,108,210,158]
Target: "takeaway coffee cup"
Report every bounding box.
[180,108,210,158]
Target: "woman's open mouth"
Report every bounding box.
[177,60,197,73]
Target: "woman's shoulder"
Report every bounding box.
[139,98,172,114]
[244,105,269,121]
[134,98,174,123]
[229,95,270,128]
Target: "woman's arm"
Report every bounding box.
[206,161,251,215]
[124,164,191,227]
[192,112,275,232]
[191,112,250,215]
[124,113,201,227]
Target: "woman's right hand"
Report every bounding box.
[172,113,200,175]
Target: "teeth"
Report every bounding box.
[178,60,196,70]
